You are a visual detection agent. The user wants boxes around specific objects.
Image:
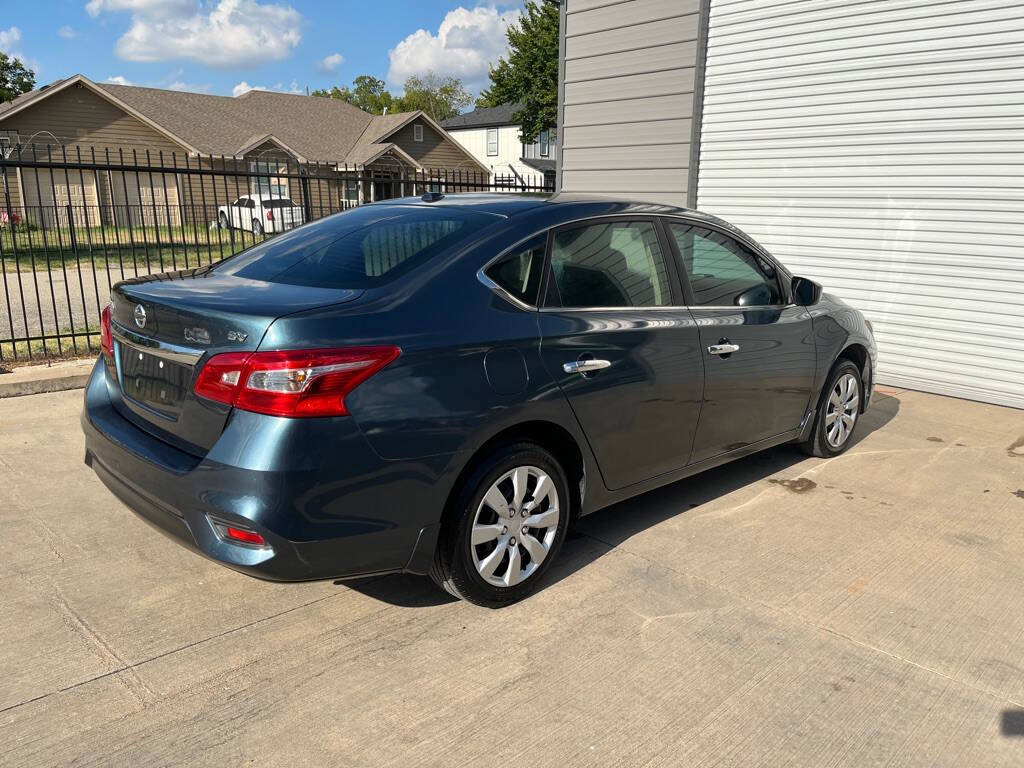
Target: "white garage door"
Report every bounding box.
[696,0,1024,409]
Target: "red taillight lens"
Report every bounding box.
[266,209,274,220]
[193,351,250,405]
[194,346,400,418]
[100,305,113,358]
[225,526,266,546]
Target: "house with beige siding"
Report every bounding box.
[0,74,490,228]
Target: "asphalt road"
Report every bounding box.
[1,385,1023,766]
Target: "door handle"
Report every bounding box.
[563,359,612,374]
[708,343,740,356]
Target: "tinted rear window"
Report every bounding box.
[217,205,496,288]
[261,199,298,208]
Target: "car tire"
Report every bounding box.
[800,359,864,458]
[431,442,570,607]
[252,219,264,236]
[218,212,229,229]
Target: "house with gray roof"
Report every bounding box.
[441,103,556,187]
[0,74,489,227]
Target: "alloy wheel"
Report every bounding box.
[471,465,560,588]
[825,373,859,448]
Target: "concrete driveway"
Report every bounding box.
[1,385,1023,766]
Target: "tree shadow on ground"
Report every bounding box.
[342,392,901,608]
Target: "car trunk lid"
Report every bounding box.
[109,266,362,454]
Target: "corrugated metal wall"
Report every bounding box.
[696,0,1024,409]
[559,0,701,206]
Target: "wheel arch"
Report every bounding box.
[836,342,870,412]
[442,419,587,535]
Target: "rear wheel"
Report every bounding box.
[252,218,264,236]
[431,442,570,607]
[218,212,229,229]
[801,360,863,457]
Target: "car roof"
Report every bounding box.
[377,191,734,228]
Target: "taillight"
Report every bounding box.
[266,209,274,221]
[100,305,113,358]
[194,346,400,418]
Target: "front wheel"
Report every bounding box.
[431,442,570,607]
[801,360,863,457]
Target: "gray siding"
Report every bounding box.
[559,0,701,206]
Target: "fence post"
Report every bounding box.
[67,205,78,254]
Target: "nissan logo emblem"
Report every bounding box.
[133,304,147,329]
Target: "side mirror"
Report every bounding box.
[791,276,823,306]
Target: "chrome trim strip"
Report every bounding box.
[477,271,538,312]
[475,227,552,312]
[111,320,204,366]
[538,304,693,313]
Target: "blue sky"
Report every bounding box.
[1,1,524,99]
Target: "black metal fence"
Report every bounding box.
[0,145,554,361]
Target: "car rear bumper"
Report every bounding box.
[81,359,448,581]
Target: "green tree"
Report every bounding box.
[0,52,34,103]
[394,72,472,122]
[476,0,559,142]
[311,75,394,114]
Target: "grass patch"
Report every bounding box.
[0,325,102,361]
[1,225,258,272]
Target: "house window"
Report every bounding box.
[250,160,288,197]
[413,124,424,142]
[343,179,359,206]
[486,128,498,156]
[539,130,550,157]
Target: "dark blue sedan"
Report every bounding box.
[82,194,876,606]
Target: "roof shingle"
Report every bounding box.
[441,103,524,130]
[0,76,473,168]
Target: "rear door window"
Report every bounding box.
[548,220,672,308]
[219,205,497,288]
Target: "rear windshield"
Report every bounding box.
[261,199,298,208]
[217,205,497,288]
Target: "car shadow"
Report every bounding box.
[343,392,901,608]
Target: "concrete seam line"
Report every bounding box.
[578,530,1024,710]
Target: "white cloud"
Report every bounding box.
[168,80,210,93]
[316,52,344,74]
[1,26,37,71]
[387,6,520,93]
[233,79,302,97]
[105,75,133,85]
[232,80,258,97]
[58,26,79,39]
[86,0,192,18]
[89,0,302,68]
[0,26,21,50]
